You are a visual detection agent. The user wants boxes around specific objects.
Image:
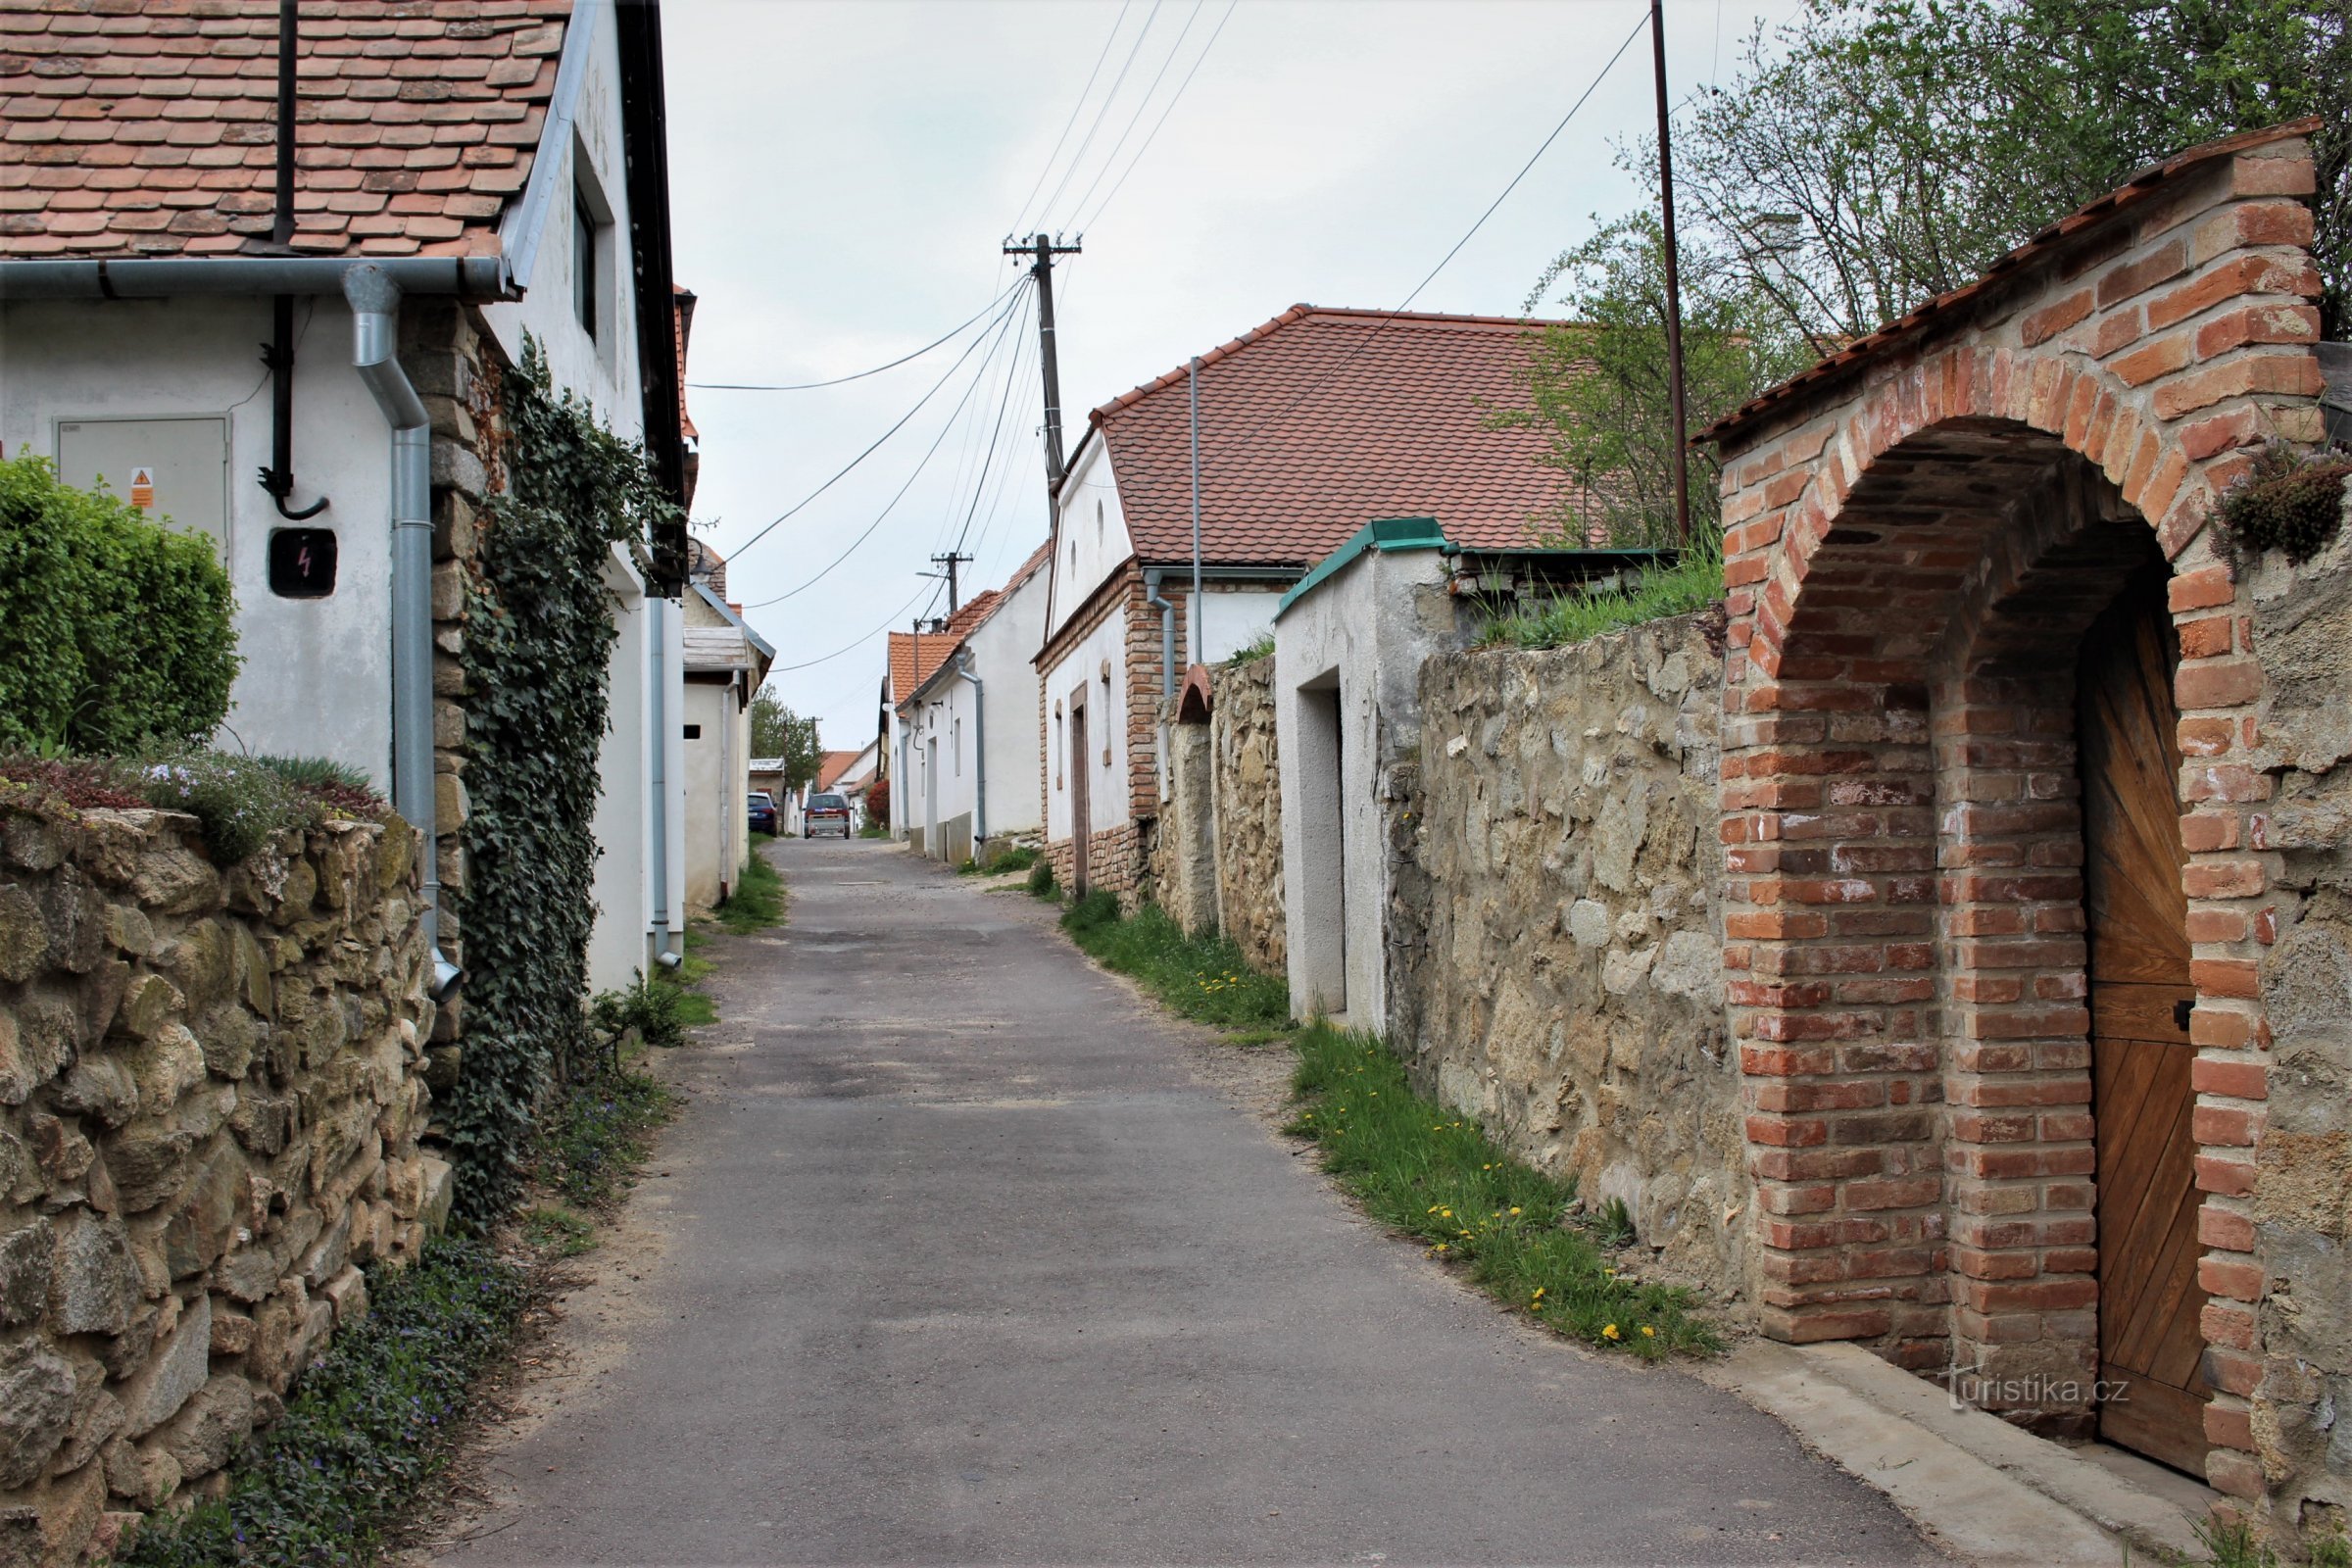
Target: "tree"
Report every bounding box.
[750,690,823,796]
[1489,215,1811,547]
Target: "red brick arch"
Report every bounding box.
[1707,126,2323,1494]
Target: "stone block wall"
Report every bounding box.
[1208,656,1285,975]
[0,805,444,1563]
[1402,612,1748,1298]
[2241,495,2352,1535]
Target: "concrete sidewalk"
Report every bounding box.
[431,839,1941,1566]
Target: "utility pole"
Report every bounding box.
[929,551,973,613]
[1651,0,1691,548]
[1004,233,1082,488]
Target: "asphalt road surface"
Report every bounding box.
[435,838,1940,1567]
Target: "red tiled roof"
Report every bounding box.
[813,749,861,791]
[1089,306,1586,566]
[1,0,571,260]
[1698,117,2324,445]
[674,285,699,441]
[886,623,960,704]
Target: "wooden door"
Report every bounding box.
[1068,693,1091,897]
[2078,566,2209,1475]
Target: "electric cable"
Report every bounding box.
[689,279,1020,392]
[1059,0,1203,230]
[1074,0,1238,235]
[739,287,1032,609]
[768,576,944,676]
[1006,0,1134,236]
[724,279,1031,563]
[1255,7,1649,434]
[1034,0,1161,229]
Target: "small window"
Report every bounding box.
[572,187,598,343]
[682,723,702,740]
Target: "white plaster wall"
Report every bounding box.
[961,561,1049,842]
[1274,547,1451,1032]
[477,8,641,442]
[1041,609,1130,846]
[1045,439,1131,634]
[587,551,651,991]
[1196,585,1282,663]
[681,679,732,910]
[0,295,398,786]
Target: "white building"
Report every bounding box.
[682,584,774,909]
[895,541,1051,866]
[0,0,695,998]
[1037,306,1575,902]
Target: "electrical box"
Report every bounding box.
[268,527,336,598]
[55,416,230,557]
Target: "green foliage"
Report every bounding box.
[115,1237,528,1568]
[751,691,824,795]
[2192,1516,2280,1568]
[963,843,1039,875]
[1026,858,1057,899]
[589,972,691,1054]
[450,338,678,1220]
[533,1057,675,1211]
[1481,545,1725,651]
[1495,216,1809,547]
[0,453,240,754]
[1286,1022,1716,1359]
[711,849,786,934]
[134,752,320,864]
[2216,440,2351,564]
[521,1204,598,1257]
[1225,630,1275,665]
[1060,894,1292,1034]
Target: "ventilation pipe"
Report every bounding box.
[344,264,462,1003]
[952,649,986,849]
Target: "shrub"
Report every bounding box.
[116,1236,528,1568]
[2215,440,2350,565]
[589,972,690,1054]
[1026,858,1057,899]
[135,752,320,864]
[0,453,240,754]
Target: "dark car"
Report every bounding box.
[748,791,778,836]
[803,791,853,838]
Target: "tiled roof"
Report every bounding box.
[1,0,570,260]
[1698,118,2324,445]
[1090,307,1587,566]
[674,285,698,441]
[814,750,861,791]
[885,583,1013,706]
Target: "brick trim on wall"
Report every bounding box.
[1710,133,2322,1494]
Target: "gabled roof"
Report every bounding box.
[1088,306,1586,567]
[1698,117,2324,446]
[814,750,862,791]
[887,625,960,704]
[1,0,572,259]
[890,538,1054,706]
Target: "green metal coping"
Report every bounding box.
[1274,515,1447,620]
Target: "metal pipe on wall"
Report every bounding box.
[953,650,985,849]
[343,264,461,1002]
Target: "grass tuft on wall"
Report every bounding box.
[1481,546,1723,652]
[1286,1020,1717,1359]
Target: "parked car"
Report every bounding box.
[748,791,778,836]
[803,791,853,838]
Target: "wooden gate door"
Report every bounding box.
[2078,566,2209,1474]
[1068,693,1091,897]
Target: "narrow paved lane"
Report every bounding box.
[439,840,1938,1566]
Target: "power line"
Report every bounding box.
[1253,7,1649,436]
[688,280,1020,392]
[1035,0,1161,228]
[768,576,944,676]
[1075,0,1238,235]
[945,291,1042,563]
[1006,0,1134,235]
[724,279,1032,563]
[739,291,1031,609]
[1060,0,1204,229]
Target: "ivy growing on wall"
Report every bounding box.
[447,338,678,1219]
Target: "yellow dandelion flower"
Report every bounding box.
[1439,1208,1452,1218]
[1508,1206,1523,1215]
[1427,1205,1440,1214]
[1532,1287,1546,1301]
[1641,1326,1656,1338]
[1602,1323,1621,1341]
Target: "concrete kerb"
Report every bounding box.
[1700,1340,2212,1566]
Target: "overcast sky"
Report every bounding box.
[664,0,1800,751]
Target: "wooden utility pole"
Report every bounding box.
[929,551,973,613]
[1004,234,1082,488]
[1651,0,1691,547]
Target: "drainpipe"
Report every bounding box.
[647,593,679,969]
[344,264,462,1004]
[1145,568,1175,698]
[952,649,985,849]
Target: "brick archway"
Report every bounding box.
[1706,124,2323,1495]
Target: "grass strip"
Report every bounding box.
[1286,1020,1717,1360]
[1059,891,1290,1035]
[117,1236,529,1568]
[1481,546,1722,651]
[711,848,786,934]
[534,1055,677,1212]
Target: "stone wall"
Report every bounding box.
[2242,493,2352,1534]
[1208,656,1284,975]
[1403,612,1747,1298]
[0,805,444,1564]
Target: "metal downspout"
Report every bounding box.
[953,651,985,849]
[343,264,461,1002]
[1145,568,1175,698]
[648,593,678,969]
